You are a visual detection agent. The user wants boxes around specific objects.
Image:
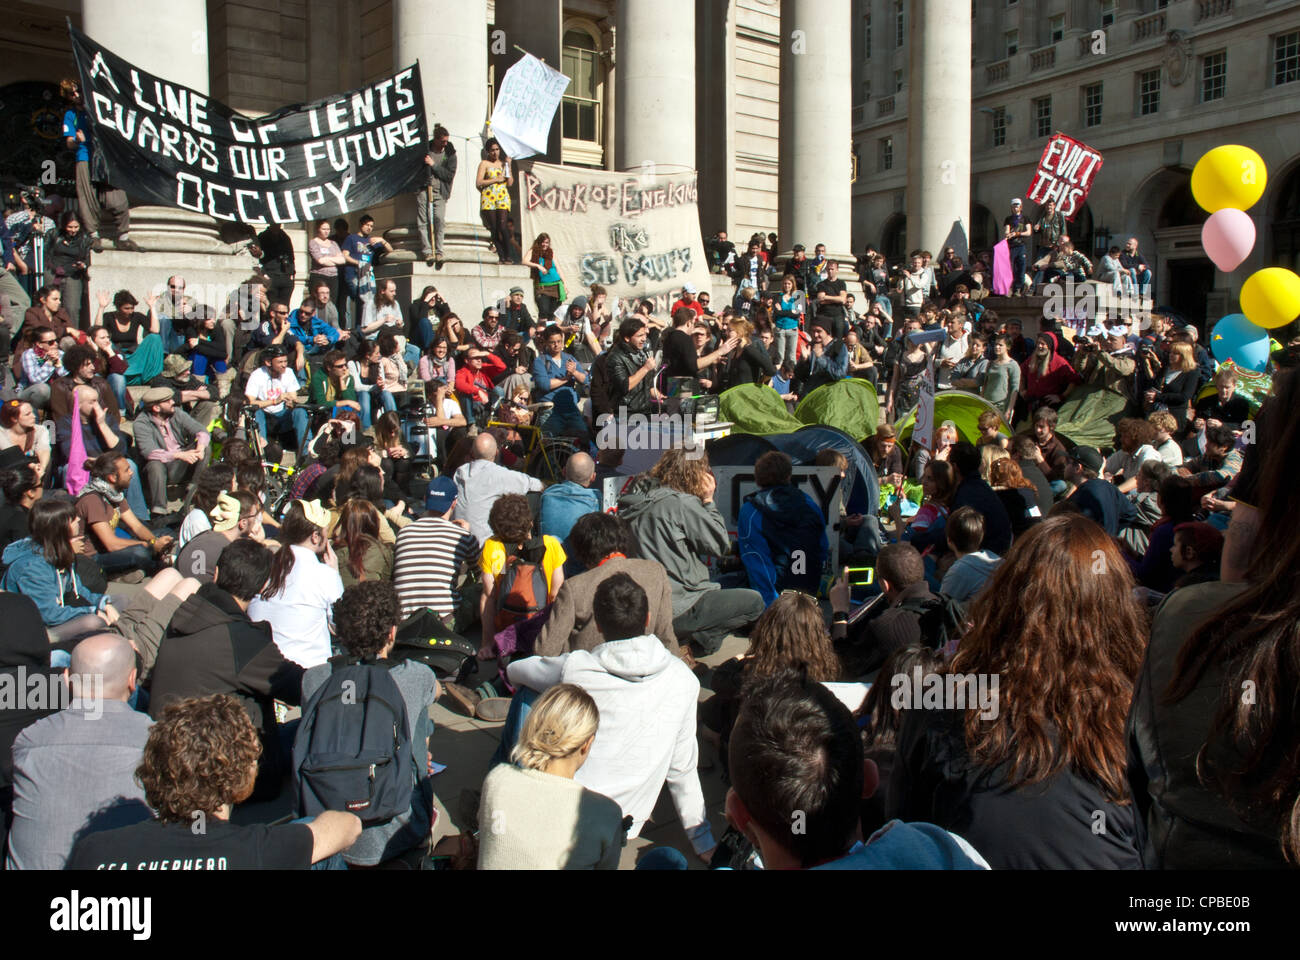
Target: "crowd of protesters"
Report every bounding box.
[0,99,1296,871]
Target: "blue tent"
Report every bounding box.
[765,425,878,516]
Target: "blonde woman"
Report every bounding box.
[477,684,625,870]
[1143,341,1199,426]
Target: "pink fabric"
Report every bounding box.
[65,390,89,497]
[992,239,1012,296]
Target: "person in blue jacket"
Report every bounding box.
[288,297,342,363]
[738,451,829,605]
[2,496,112,642]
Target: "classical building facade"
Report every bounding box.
[852,0,1300,326]
[0,0,805,309]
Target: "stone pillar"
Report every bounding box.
[389,0,491,261]
[777,0,854,269]
[906,1,972,261]
[615,0,695,173]
[82,0,229,254]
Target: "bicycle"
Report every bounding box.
[484,407,577,484]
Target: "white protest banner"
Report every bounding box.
[489,53,569,160]
[911,358,937,453]
[519,161,712,312]
[1026,132,1104,221]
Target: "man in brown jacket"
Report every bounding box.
[534,512,679,658]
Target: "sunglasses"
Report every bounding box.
[39,339,57,346]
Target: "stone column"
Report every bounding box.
[906,1,972,261]
[777,0,854,270]
[614,0,695,173]
[390,0,491,261]
[82,0,229,254]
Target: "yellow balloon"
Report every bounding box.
[1240,268,1300,330]
[1191,145,1267,213]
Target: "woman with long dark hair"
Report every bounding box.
[886,514,1146,868]
[0,465,41,550]
[348,338,396,429]
[307,347,361,418]
[247,500,343,669]
[332,497,392,588]
[43,211,92,329]
[418,337,456,385]
[524,234,564,321]
[476,138,514,263]
[1128,365,1300,868]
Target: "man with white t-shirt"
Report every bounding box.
[244,345,310,453]
[936,312,969,390]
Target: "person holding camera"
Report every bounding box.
[418,125,457,268]
[249,221,296,308]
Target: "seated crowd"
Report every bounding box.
[0,207,1294,874]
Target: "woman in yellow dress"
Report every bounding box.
[477,138,515,264]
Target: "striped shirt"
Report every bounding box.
[393,517,480,619]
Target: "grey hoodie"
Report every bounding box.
[618,476,731,616]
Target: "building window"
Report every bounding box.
[1276,32,1300,86]
[561,29,601,143]
[1101,0,1116,29]
[896,1,905,48]
[992,106,1008,147]
[894,69,904,92]
[880,136,894,172]
[1006,29,1019,57]
[864,9,871,59]
[1139,68,1161,115]
[1201,51,1226,102]
[1083,82,1103,126]
[861,77,872,102]
[1033,95,1052,137]
[1049,14,1064,43]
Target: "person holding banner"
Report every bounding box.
[59,79,137,255]
[525,234,565,321]
[477,139,515,265]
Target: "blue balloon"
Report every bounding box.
[1209,313,1270,372]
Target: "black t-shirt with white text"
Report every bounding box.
[66,818,313,870]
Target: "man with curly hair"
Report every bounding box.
[66,695,361,870]
[299,581,438,867]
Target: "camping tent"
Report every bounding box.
[894,390,1012,451]
[717,383,804,436]
[766,425,878,516]
[795,379,880,442]
[707,433,780,467]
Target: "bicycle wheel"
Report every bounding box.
[529,434,577,483]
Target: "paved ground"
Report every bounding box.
[425,633,749,870]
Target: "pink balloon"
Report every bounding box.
[1201,208,1256,272]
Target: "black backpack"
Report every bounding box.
[293,656,416,825]
[897,594,968,652]
[390,609,478,683]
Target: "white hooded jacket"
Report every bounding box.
[507,634,714,854]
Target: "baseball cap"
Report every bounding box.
[509,286,525,296]
[793,243,806,253]
[1010,198,1022,206]
[683,283,697,295]
[1107,324,1130,338]
[1069,446,1104,474]
[424,476,458,514]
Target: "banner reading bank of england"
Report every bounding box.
[518,161,712,311]
[69,26,427,224]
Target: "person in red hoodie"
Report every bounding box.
[1019,331,1079,417]
[455,345,506,427]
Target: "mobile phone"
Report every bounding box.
[844,565,875,586]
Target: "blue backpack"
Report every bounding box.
[293,657,416,825]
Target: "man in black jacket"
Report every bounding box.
[944,442,1014,555]
[148,539,303,801]
[605,318,658,416]
[836,543,943,680]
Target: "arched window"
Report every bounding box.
[1273,162,1300,272]
[882,214,907,263]
[561,24,605,167]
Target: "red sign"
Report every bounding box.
[1026,133,1103,220]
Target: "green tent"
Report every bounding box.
[894,390,1011,452]
[717,383,804,435]
[1054,384,1129,449]
[795,379,880,442]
